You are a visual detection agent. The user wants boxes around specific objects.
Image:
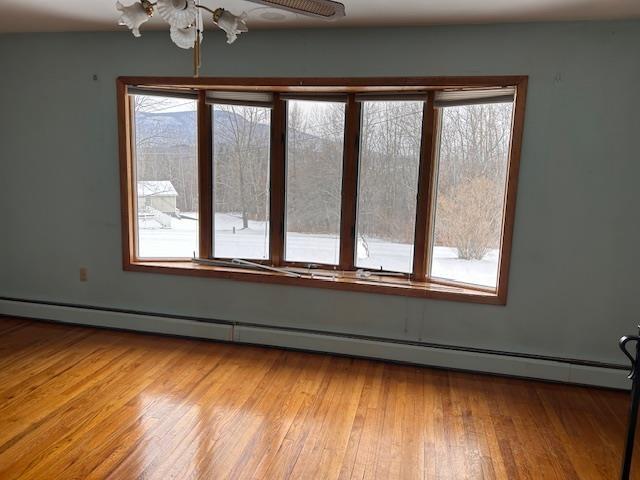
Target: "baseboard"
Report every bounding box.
[0,298,630,390]
[234,326,630,389]
[0,298,233,341]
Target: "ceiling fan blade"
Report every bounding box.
[244,0,346,20]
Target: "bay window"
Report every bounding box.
[130,92,198,259]
[355,100,423,273]
[285,99,346,265]
[118,77,527,304]
[211,101,271,260]
[430,94,515,288]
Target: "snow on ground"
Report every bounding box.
[139,213,498,287]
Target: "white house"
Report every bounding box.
[137,180,178,216]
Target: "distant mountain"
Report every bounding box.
[134,109,271,149]
[134,108,318,150]
[134,110,197,147]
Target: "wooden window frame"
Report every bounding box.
[118,76,528,305]
[282,95,350,270]
[208,97,274,262]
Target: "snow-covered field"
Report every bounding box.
[139,213,498,287]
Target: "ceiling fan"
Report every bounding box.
[116,0,346,76]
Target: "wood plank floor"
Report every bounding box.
[0,316,636,479]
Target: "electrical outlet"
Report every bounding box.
[79,268,88,282]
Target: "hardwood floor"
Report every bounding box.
[0,316,636,479]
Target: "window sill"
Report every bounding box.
[125,261,505,305]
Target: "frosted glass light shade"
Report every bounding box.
[157,0,197,28]
[212,9,248,44]
[116,1,152,37]
[170,26,203,49]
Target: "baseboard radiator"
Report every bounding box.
[0,297,630,390]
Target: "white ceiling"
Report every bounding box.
[1,0,639,33]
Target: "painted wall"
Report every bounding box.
[1,21,639,367]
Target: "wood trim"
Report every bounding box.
[125,261,501,304]
[198,91,213,259]
[412,93,437,280]
[495,77,528,304]
[117,79,135,269]
[118,76,528,91]
[269,94,286,266]
[339,95,361,270]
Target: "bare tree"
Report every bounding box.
[285,101,345,236]
[213,105,270,228]
[434,102,513,258]
[358,101,422,243]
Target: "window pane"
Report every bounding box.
[212,105,271,260]
[355,101,423,273]
[285,100,345,265]
[132,94,198,258]
[430,102,514,288]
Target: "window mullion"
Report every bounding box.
[412,92,438,281]
[269,94,286,266]
[197,90,213,259]
[339,94,361,271]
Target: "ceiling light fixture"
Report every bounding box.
[116,0,346,77]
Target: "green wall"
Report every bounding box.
[1,21,639,366]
